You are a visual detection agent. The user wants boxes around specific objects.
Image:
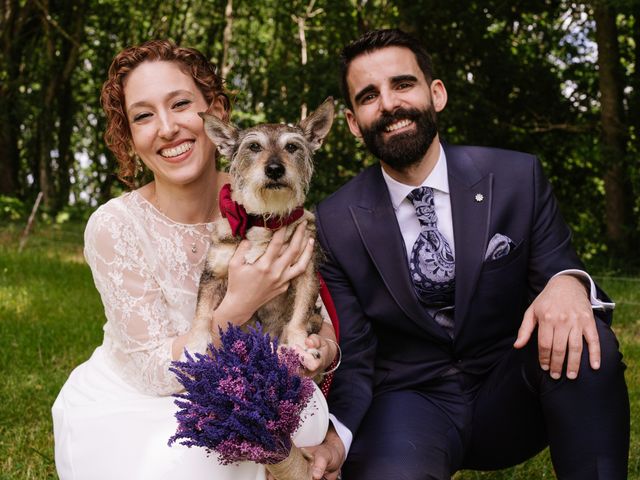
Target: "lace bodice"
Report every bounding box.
[84,190,215,395]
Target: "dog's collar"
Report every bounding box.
[219,183,304,238]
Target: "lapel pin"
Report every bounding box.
[475,193,484,203]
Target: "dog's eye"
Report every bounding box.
[285,143,298,153]
[249,143,262,153]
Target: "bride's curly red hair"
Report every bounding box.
[101,40,230,188]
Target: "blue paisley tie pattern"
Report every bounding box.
[408,186,455,305]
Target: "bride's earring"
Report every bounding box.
[129,149,144,177]
[135,156,144,176]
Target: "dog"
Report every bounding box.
[192,98,334,357]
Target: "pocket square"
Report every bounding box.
[484,233,515,261]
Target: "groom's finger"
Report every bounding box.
[513,305,535,349]
[308,446,329,479]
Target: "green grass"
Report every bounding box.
[0,222,104,479]
[0,222,638,479]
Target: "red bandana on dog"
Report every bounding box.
[219,183,305,238]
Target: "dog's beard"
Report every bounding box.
[359,106,438,171]
[235,180,305,216]
[257,185,303,216]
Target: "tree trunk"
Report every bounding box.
[0,95,20,196]
[292,0,322,120]
[294,13,308,119]
[53,1,86,213]
[631,4,640,147]
[592,1,632,254]
[0,0,32,197]
[355,0,370,34]
[221,0,233,79]
[34,0,86,213]
[37,6,56,210]
[0,45,21,196]
[54,80,74,213]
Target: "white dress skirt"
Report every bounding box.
[52,346,329,480]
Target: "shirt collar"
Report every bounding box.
[381,143,450,210]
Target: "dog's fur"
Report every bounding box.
[192,98,334,351]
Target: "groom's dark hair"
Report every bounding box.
[339,28,434,109]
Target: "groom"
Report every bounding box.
[310,29,629,479]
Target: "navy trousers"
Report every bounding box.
[342,319,629,480]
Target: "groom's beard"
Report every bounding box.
[360,106,438,171]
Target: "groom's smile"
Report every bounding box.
[384,118,414,133]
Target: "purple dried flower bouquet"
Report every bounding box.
[168,325,316,479]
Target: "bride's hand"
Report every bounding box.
[215,221,314,327]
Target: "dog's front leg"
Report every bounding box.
[192,225,237,335]
[281,259,322,350]
[244,227,271,264]
[279,215,321,348]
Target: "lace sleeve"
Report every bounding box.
[84,203,210,395]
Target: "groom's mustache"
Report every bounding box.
[371,107,424,135]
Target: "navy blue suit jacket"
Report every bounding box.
[315,144,612,436]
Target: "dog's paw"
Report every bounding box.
[243,234,269,264]
[291,344,323,375]
[307,347,322,360]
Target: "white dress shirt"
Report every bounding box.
[381,143,454,258]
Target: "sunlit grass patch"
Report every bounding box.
[1,223,103,480]
[0,285,31,316]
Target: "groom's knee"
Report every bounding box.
[524,317,627,395]
[341,389,464,480]
[342,446,451,480]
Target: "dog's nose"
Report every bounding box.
[265,162,285,180]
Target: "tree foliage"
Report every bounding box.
[0,0,637,258]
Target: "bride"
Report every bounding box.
[52,40,337,480]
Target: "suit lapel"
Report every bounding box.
[350,166,450,341]
[445,146,493,335]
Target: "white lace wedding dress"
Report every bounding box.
[52,190,329,480]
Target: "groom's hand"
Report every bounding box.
[306,426,345,480]
[514,274,600,380]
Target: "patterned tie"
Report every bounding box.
[407,186,455,306]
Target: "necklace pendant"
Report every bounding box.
[191,242,197,254]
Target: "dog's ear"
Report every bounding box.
[299,97,335,152]
[199,112,238,158]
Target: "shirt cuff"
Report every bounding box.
[553,269,615,311]
[329,414,353,456]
